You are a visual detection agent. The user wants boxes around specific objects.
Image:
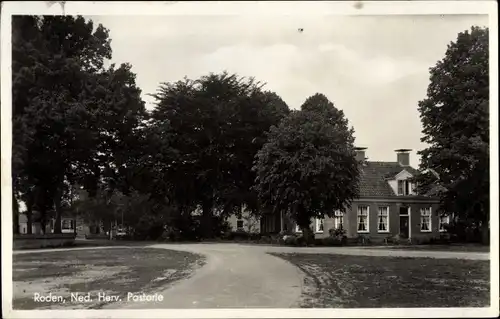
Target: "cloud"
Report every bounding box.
[87,14,488,167]
[317,42,427,85]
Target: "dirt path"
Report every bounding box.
[108,244,304,309]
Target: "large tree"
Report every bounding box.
[149,72,289,238]
[253,93,360,241]
[417,26,489,229]
[12,16,146,234]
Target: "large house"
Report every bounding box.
[229,148,449,242]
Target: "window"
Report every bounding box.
[357,206,369,233]
[315,218,324,233]
[333,211,344,229]
[439,215,450,232]
[377,206,389,232]
[236,219,244,230]
[397,180,411,195]
[420,208,432,232]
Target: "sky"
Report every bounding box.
[88,14,488,168]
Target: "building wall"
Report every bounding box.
[344,200,442,242]
[227,211,261,233]
[345,202,398,240]
[228,199,444,242]
[314,218,335,239]
[291,216,336,239]
[407,202,442,242]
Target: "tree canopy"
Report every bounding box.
[417,26,489,226]
[12,15,146,233]
[253,93,360,238]
[145,72,290,237]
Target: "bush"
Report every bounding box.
[326,228,347,245]
[228,230,251,241]
[258,235,272,244]
[384,235,396,245]
[296,235,308,246]
[161,215,202,242]
[213,218,232,238]
[322,236,343,246]
[279,230,296,237]
[356,234,371,245]
[221,230,263,242]
[284,235,299,246]
[329,227,346,238]
[385,234,410,245]
[116,234,133,241]
[161,229,181,242]
[85,233,109,240]
[444,220,487,244]
[313,238,324,246]
[133,215,165,240]
[427,234,451,245]
[249,232,262,241]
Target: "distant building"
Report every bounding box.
[18,211,86,236]
[228,148,448,242]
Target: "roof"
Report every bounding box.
[358,161,420,198]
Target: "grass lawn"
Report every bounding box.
[380,244,490,253]
[271,253,490,308]
[13,248,205,310]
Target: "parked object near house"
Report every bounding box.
[228,148,448,243]
[116,228,127,237]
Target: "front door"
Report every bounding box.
[399,215,409,238]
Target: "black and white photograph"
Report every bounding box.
[1,1,498,318]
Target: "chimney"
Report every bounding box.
[355,147,367,163]
[395,149,412,166]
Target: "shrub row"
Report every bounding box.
[282,235,346,247]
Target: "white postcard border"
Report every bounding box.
[1,1,498,318]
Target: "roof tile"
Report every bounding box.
[358,161,419,198]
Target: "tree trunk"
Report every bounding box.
[13,192,19,234]
[296,205,314,246]
[109,220,113,240]
[53,188,62,234]
[201,199,214,239]
[26,208,33,235]
[480,222,489,245]
[302,226,314,246]
[40,205,47,235]
[25,190,34,234]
